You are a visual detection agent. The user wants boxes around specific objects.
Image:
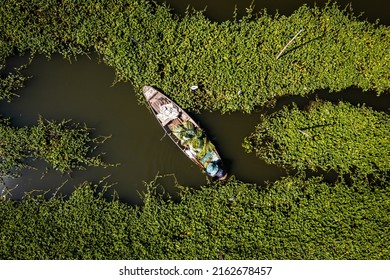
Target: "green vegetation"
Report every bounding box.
[0,176,388,259]
[0,0,389,112]
[243,101,389,179]
[0,117,110,178]
[172,120,215,159]
[0,64,30,102]
[0,0,388,260]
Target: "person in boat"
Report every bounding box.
[205,161,226,179]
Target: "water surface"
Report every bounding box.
[1,54,285,203]
[157,0,390,25]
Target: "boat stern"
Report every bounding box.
[205,160,228,181]
[142,86,156,101]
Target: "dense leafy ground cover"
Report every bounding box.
[243,101,389,179]
[0,0,388,259]
[1,176,388,259]
[0,0,388,112]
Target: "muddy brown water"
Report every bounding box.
[0,0,388,204]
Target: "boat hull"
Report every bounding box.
[143,86,227,180]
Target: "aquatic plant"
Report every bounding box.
[0,175,388,259]
[0,116,111,178]
[0,1,388,113]
[0,64,30,102]
[172,120,215,159]
[243,100,390,180]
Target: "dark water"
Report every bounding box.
[0,1,388,203]
[157,0,390,25]
[0,54,285,203]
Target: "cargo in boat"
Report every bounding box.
[143,86,227,180]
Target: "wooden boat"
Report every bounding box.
[143,86,227,180]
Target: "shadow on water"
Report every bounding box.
[156,0,390,25]
[273,89,390,113]
[192,111,286,185]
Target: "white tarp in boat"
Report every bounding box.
[157,103,179,122]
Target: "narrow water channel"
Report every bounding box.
[0,54,287,203]
[1,53,388,204]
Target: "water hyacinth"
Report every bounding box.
[244,100,390,180]
[0,176,389,259]
[0,1,388,113]
[0,64,30,102]
[0,117,112,178]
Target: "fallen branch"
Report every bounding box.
[276,29,304,60]
[298,129,313,139]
